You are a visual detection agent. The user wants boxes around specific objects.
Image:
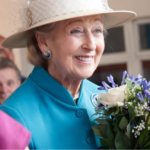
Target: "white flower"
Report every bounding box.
[97,85,127,108]
[133,121,145,138]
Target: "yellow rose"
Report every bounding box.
[97,85,127,108]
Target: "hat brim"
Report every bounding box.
[2,10,136,48]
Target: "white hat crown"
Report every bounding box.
[18,0,112,29]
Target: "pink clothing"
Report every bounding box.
[0,110,31,149]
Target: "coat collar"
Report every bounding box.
[29,67,85,106]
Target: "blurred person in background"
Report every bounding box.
[0,57,21,104]
[0,35,26,83]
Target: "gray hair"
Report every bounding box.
[27,23,55,68]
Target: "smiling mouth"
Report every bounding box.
[75,56,93,62]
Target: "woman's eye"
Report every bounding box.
[94,28,102,34]
[70,29,83,35]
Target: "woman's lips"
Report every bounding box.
[75,56,94,63]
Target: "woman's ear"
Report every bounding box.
[35,34,48,53]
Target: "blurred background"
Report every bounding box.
[0,0,150,85]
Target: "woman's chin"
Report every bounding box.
[75,71,94,80]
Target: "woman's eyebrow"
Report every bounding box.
[94,18,103,23]
[66,17,103,27]
[66,19,83,26]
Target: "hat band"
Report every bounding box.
[18,0,112,29]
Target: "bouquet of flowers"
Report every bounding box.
[92,71,150,149]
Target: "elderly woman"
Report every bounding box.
[0,0,136,149]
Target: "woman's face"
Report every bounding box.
[44,15,105,80]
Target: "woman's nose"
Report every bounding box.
[81,33,96,51]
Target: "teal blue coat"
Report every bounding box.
[0,67,104,149]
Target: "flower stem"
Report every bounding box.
[146,112,150,127]
[134,138,139,149]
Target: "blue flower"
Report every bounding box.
[135,74,142,85]
[129,75,134,80]
[98,87,105,90]
[135,74,142,80]
[146,108,150,112]
[102,81,111,90]
[142,78,148,94]
[136,93,145,103]
[145,90,150,100]
[148,81,150,89]
[98,103,104,107]
[129,75,135,85]
[107,75,117,88]
[121,70,128,85]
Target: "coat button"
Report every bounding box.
[76,110,83,118]
[86,137,94,144]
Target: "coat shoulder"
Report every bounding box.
[83,79,100,93]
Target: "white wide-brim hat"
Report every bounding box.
[2,0,136,48]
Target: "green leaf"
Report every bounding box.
[114,122,119,134]
[139,128,148,148]
[107,124,114,141]
[94,119,109,125]
[125,123,131,138]
[92,124,108,138]
[106,107,116,116]
[98,146,107,149]
[143,130,150,148]
[144,140,150,148]
[115,131,131,149]
[115,107,120,114]
[92,124,103,137]
[100,138,115,149]
[139,127,150,148]
[125,79,134,90]
[144,145,150,149]
[146,114,150,125]
[115,114,124,123]
[100,125,108,138]
[119,116,128,130]
[128,106,135,122]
